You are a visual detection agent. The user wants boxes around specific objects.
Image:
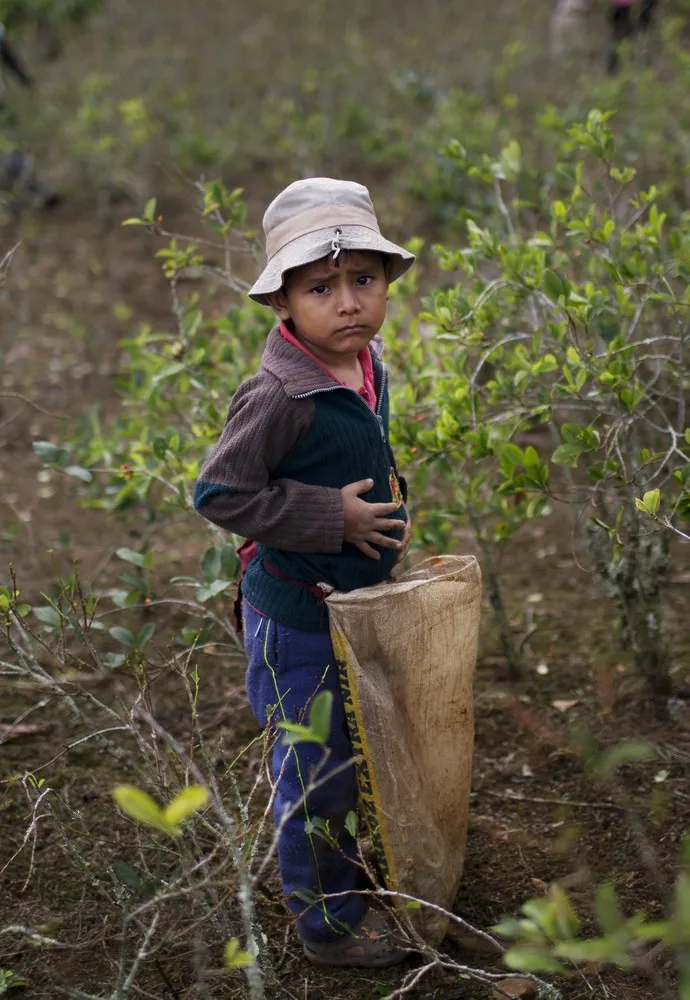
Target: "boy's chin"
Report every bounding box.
[330,327,374,348]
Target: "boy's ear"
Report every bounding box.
[266,289,291,321]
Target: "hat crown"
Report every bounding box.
[263,177,377,239]
[248,176,415,303]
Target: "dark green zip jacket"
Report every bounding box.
[194,326,407,630]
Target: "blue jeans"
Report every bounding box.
[243,601,367,942]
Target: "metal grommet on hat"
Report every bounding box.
[248,178,415,305]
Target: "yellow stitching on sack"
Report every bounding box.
[332,626,398,889]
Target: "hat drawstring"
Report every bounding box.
[331,228,342,260]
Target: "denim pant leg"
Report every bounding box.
[243,602,367,943]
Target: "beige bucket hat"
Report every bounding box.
[248,177,415,304]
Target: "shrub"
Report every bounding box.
[390,110,689,703]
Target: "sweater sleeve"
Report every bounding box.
[193,374,344,553]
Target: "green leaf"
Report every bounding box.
[65,465,93,483]
[220,544,240,579]
[163,785,209,828]
[151,362,186,386]
[143,197,157,223]
[308,691,333,745]
[305,815,336,844]
[152,436,168,460]
[556,937,622,963]
[135,623,155,649]
[595,740,655,777]
[551,443,583,468]
[110,626,136,648]
[345,810,358,839]
[522,898,552,926]
[591,313,619,343]
[112,860,145,891]
[104,652,127,668]
[279,721,322,746]
[33,440,69,466]
[0,968,27,990]
[550,884,580,939]
[543,269,566,302]
[523,446,540,472]
[32,606,62,627]
[641,488,661,516]
[499,139,521,181]
[195,580,231,602]
[492,918,528,939]
[116,548,146,568]
[224,938,255,970]
[501,443,524,472]
[121,217,145,226]
[112,785,171,834]
[201,546,222,582]
[503,946,566,974]
[595,884,624,936]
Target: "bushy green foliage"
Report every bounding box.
[492,741,690,991]
[32,108,689,692]
[386,109,689,692]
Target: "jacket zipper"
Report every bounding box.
[292,363,388,441]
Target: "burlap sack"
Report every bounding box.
[326,555,482,945]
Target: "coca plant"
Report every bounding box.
[417,109,689,705]
[32,182,271,645]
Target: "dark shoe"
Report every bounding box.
[302,909,410,968]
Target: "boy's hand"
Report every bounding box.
[396,510,412,564]
[341,479,406,560]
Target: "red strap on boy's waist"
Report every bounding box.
[238,539,258,574]
[232,542,327,635]
[263,559,329,604]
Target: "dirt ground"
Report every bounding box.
[1,198,689,1000]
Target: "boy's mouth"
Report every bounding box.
[337,324,368,334]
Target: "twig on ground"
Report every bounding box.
[480,789,624,810]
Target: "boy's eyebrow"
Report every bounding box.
[300,263,379,283]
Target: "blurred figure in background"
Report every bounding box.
[0,22,33,93]
[0,22,59,209]
[608,0,656,73]
[550,0,658,73]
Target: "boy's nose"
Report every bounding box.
[336,285,360,315]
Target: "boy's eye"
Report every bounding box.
[356,275,374,286]
[310,284,329,295]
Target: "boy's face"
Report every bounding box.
[267,250,389,358]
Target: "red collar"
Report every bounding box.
[279,321,376,410]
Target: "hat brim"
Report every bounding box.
[248,224,415,304]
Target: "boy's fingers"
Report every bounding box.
[372,518,407,533]
[369,501,401,516]
[347,478,374,496]
[355,540,380,560]
[367,532,402,550]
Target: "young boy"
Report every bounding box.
[194,178,415,967]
